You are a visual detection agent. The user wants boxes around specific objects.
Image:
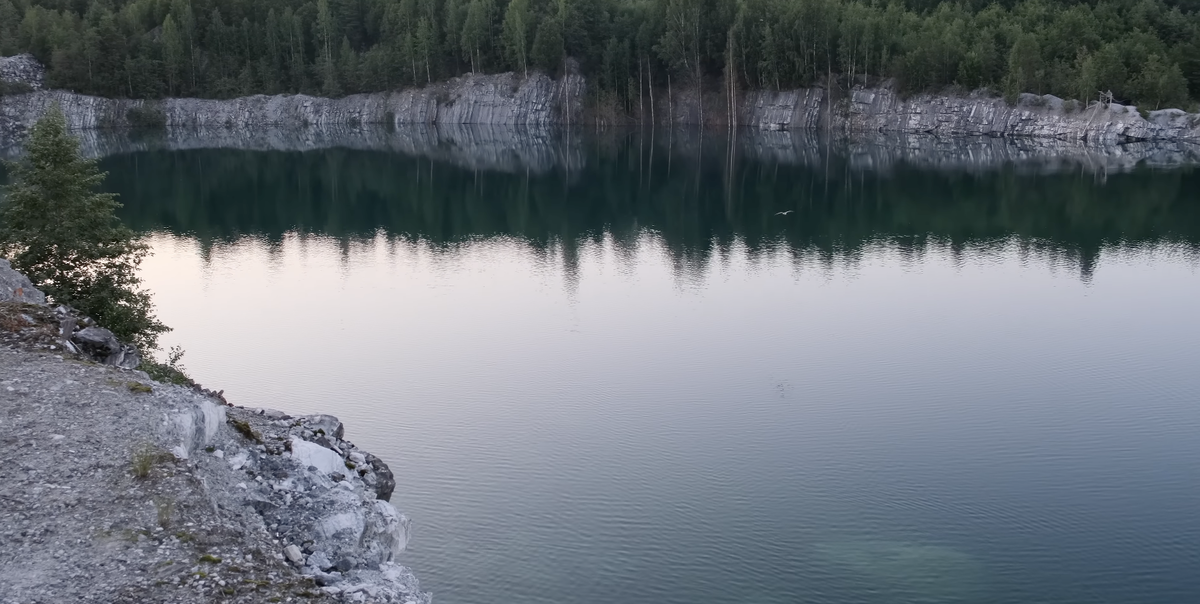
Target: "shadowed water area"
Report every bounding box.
[14,127,1200,603]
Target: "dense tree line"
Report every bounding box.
[1,0,1198,111]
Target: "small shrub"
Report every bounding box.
[229,418,263,443]
[128,381,153,394]
[143,346,194,386]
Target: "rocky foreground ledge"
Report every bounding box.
[0,260,430,604]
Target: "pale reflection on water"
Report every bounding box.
[138,228,1200,604]
[93,127,1200,604]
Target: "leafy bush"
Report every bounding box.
[142,345,194,386]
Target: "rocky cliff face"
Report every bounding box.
[738,86,1200,143]
[0,58,585,143]
[4,53,1200,144]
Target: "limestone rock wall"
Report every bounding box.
[0,67,586,144]
[4,52,1200,144]
[738,86,1200,143]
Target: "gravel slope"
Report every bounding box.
[0,322,429,603]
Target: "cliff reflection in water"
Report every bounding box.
[98,128,1200,282]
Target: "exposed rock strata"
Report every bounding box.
[4,53,1199,148]
[738,87,1200,143]
[1,60,585,142]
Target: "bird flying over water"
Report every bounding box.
[775,210,794,216]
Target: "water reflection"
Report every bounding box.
[98,130,1200,283]
[84,130,1200,604]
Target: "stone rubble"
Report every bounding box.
[0,261,430,604]
[0,54,44,91]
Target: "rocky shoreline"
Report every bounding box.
[3,53,1200,146]
[1,259,429,604]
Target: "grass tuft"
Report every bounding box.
[131,444,173,480]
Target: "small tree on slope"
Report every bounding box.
[0,106,167,350]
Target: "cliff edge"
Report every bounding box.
[0,54,585,143]
[0,260,429,604]
[3,53,1199,145]
[739,86,1200,144]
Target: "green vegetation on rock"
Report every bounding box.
[0,0,1197,110]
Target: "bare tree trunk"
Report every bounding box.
[695,15,703,128]
[649,59,656,126]
[639,58,644,125]
[668,73,673,125]
[726,27,736,130]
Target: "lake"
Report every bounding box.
[92,127,1200,603]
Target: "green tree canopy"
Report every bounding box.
[0,107,167,350]
[2,0,1199,111]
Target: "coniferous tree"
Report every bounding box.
[2,0,1198,110]
[0,107,168,350]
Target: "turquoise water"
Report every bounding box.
[96,130,1200,604]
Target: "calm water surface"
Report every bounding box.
[94,130,1200,604]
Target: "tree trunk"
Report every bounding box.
[668,72,673,125]
[696,19,703,128]
[639,57,644,125]
[649,60,656,126]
